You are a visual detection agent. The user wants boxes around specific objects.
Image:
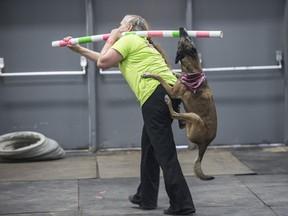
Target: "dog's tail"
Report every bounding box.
[194,144,215,180]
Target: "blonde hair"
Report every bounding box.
[126,15,150,31]
[125,15,170,67]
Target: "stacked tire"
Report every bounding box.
[0,131,65,161]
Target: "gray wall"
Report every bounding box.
[0,0,90,150]
[284,0,288,145]
[0,0,286,151]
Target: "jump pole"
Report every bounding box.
[51,30,223,47]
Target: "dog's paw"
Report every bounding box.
[141,72,153,78]
[172,72,181,78]
[164,95,171,104]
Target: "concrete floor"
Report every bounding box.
[0,146,287,216]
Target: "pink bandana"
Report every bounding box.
[180,71,206,92]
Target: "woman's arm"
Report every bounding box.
[65,29,123,70]
[97,29,123,69]
[97,42,123,69]
[68,45,101,63]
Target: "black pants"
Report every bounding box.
[134,85,195,212]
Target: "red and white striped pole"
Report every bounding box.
[52,30,223,47]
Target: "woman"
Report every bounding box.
[65,15,196,215]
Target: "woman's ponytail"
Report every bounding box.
[147,37,170,68]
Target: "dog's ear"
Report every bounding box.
[175,51,184,64]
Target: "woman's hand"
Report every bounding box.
[63,36,82,53]
[108,28,122,43]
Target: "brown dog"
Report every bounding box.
[142,27,217,180]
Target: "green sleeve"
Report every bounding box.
[112,35,133,59]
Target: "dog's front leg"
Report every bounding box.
[142,73,181,98]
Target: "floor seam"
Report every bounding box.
[240,180,279,216]
[95,155,100,179]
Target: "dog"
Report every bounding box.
[142,27,217,180]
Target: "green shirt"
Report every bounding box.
[112,34,177,106]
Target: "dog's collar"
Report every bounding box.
[180,71,206,93]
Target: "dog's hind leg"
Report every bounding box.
[165,95,214,181]
[194,144,215,180]
[164,95,203,129]
[176,105,186,129]
[165,95,206,143]
[164,95,187,119]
